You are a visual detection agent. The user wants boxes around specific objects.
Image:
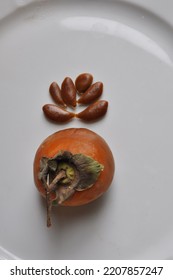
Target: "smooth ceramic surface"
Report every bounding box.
[0,0,173,260]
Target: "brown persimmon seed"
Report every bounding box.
[76,100,108,121]
[49,82,66,107]
[61,77,76,107]
[43,104,75,123]
[75,73,93,93]
[77,82,103,105]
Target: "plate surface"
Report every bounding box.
[0,0,173,260]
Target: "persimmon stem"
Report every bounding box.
[42,170,66,227]
[46,190,52,227]
[48,170,66,191]
[45,174,51,227]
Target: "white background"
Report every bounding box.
[0,0,173,260]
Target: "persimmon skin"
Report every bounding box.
[33,128,115,206]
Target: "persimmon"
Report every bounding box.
[33,128,115,227]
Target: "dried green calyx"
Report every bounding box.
[39,150,104,227]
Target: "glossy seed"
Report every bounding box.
[61,77,76,107]
[49,82,66,107]
[75,73,93,93]
[76,100,108,121]
[77,82,103,105]
[43,104,75,123]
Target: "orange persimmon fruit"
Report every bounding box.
[33,128,115,226]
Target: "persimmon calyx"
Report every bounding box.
[38,150,104,227]
[39,150,104,203]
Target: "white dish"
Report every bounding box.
[0,0,173,260]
